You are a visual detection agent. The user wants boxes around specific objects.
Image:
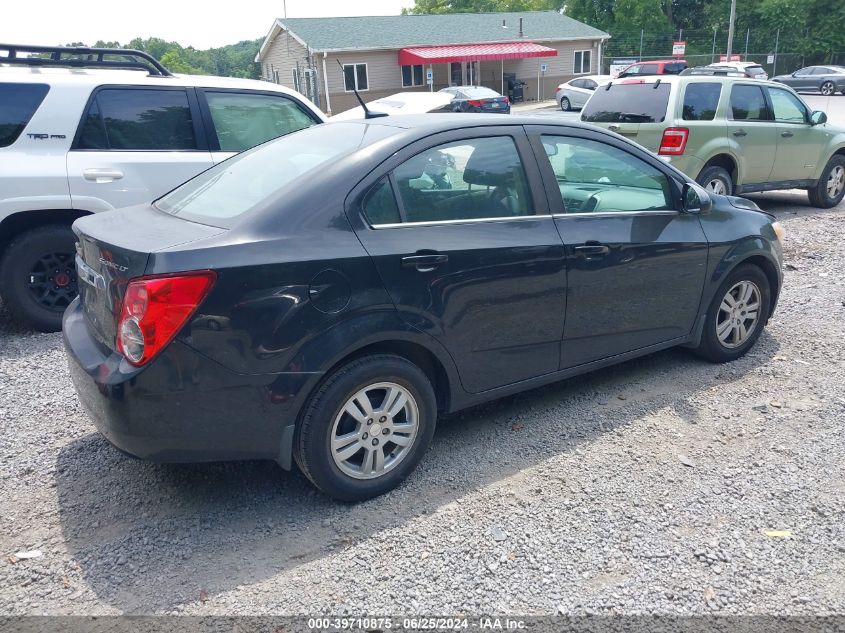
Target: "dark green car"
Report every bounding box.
[581,75,845,207]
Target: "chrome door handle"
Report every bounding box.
[781,131,794,138]
[732,130,748,138]
[401,254,448,271]
[83,168,124,182]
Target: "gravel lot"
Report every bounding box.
[1,190,843,617]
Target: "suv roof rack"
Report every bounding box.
[0,43,173,77]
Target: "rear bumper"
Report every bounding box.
[62,299,318,464]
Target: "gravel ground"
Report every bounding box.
[0,189,843,617]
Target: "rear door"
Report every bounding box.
[348,128,568,394]
[765,86,825,182]
[67,86,213,212]
[196,89,322,163]
[726,83,777,185]
[527,125,708,368]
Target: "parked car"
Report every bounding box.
[331,92,453,120]
[616,59,688,78]
[65,114,784,501]
[0,44,325,331]
[439,86,511,113]
[681,65,746,77]
[709,61,768,80]
[772,65,845,96]
[554,75,612,111]
[581,75,845,207]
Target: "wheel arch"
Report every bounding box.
[701,153,739,184]
[0,209,91,254]
[737,253,781,322]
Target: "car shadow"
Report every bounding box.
[55,331,779,613]
[744,190,845,217]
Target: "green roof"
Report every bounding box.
[277,11,609,52]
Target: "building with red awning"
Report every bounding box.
[256,11,610,115]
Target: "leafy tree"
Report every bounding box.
[403,0,564,14]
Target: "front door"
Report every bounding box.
[67,86,212,212]
[350,129,567,394]
[528,127,708,368]
[726,83,777,185]
[765,86,825,182]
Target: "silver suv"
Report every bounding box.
[0,44,325,331]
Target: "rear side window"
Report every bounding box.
[682,83,721,120]
[362,178,401,225]
[0,83,49,148]
[204,91,317,152]
[77,88,197,150]
[581,83,671,123]
[729,85,771,121]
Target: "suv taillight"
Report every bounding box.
[116,271,216,367]
[659,127,689,155]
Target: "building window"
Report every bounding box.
[402,64,425,87]
[343,63,369,92]
[574,50,591,74]
[292,69,301,92]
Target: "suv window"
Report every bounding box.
[581,83,671,123]
[767,87,808,123]
[682,83,721,121]
[0,83,50,148]
[78,88,197,150]
[729,85,771,121]
[541,135,672,213]
[204,91,316,152]
[664,62,687,74]
[392,137,532,223]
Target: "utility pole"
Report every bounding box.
[639,29,644,61]
[711,28,717,63]
[773,28,780,76]
[725,0,737,60]
[744,28,750,59]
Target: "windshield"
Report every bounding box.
[581,83,672,123]
[155,122,398,225]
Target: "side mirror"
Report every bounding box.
[810,110,827,125]
[683,182,713,214]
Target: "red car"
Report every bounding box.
[617,59,688,78]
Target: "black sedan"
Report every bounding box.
[439,86,511,113]
[772,65,845,96]
[64,115,784,501]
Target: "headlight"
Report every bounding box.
[772,221,785,242]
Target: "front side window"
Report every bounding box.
[204,91,317,152]
[541,135,673,214]
[794,67,812,76]
[0,83,50,148]
[402,64,425,87]
[682,83,721,121]
[77,88,196,150]
[729,85,771,121]
[620,64,641,76]
[767,87,808,123]
[574,50,592,74]
[344,63,369,92]
[391,136,532,223]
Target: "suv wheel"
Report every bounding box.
[693,264,770,363]
[697,165,733,196]
[294,354,437,501]
[820,81,835,96]
[0,225,78,332]
[808,154,845,208]
[560,97,571,111]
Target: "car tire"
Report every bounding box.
[693,264,771,363]
[0,225,78,332]
[294,354,437,502]
[560,97,571,111]
[808,154,845,208]
[820,81,835,96]
[696,165,734,196]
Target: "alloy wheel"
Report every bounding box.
[27,251,78,312]
[560,97,570,111]
[826,165,845,200]
[705,178,728,195]
[716,280,761,349]
[330,382,419,480]
[821,81,835,96]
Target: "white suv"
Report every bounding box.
[0,44,325,331]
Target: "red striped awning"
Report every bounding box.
[399,42,558,66]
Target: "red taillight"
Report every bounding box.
[658,127,689,156]
[502,96,510,105]
[116,271,216,367]
[467,99,484,107]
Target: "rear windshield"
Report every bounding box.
[464,87,500,98]
[155,122,398,225]
[581,83,671,123]
[0,83,49,147]
[746,65,767,76]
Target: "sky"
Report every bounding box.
[1,0,414,50]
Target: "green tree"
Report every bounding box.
[403,0,564,14]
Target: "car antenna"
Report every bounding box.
[336,59,388,119]
[653,78,662,89]
[605,81,613,90]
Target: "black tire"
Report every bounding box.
[807,154,845,208]
[820,81,835,96]
[560,97,571,111]
[294,354,437,502]
[694,264,771,363]
[0,225,78,332]
[696,165,734,197]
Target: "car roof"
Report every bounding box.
[610,74,785,88]
[571,75,612,82]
